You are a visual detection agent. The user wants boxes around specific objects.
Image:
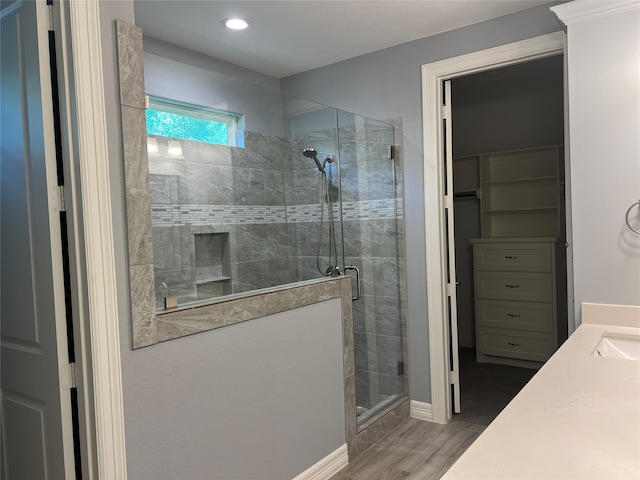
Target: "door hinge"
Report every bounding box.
[446,282,454,297]
[449,370,458,385]
[50,185,66,212]
[388,145,395,160]
[442,103,451,120]
[444,194,453,210]
[60,362,76,389]
[397,360,405,376]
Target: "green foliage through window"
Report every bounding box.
[146,109,228,144]
[145,97,239,146]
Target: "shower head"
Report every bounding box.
[303,148,324,172]
[303,147,317,158]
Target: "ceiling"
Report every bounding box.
[454,54,563,103]
[134,1,552,78]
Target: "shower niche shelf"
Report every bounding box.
[194,232,232,299]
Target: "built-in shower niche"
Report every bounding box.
[194,232,232,299]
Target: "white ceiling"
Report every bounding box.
[134,1,552,78]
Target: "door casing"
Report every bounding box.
[53,1,128,477]
[420,32,570,424]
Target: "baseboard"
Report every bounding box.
[292,444,348,480]
[410,400,433,422]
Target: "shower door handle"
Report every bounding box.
[345,265,361,301]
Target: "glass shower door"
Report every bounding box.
[337,111,406,426]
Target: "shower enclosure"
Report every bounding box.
[145,56,406,425]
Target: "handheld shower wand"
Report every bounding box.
[301,147,339,276]
[303,148,324,172]
[303,148,334,172]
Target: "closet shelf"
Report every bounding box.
[482,206,558,214]
[482,175,558,186]
[479,146,562,238]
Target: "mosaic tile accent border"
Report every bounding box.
[151,204,287,226]
[151,198,404,227]
[339,198,404,222]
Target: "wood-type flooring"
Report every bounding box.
[330,348,536,480]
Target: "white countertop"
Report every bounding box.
[443,303,640,479]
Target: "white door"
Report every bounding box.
[443,80,461,414]
[1,1,77,478]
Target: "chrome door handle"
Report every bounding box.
[345,265,361,301]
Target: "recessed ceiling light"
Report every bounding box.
[222,17,252,30]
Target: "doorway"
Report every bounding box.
[422,32,572,424]
[450,55,565,425]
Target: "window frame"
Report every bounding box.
[146,95,241,147]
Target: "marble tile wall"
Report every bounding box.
[149,133,292,308]
[117,21,157,348]
[149,125,405,316]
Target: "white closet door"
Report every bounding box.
[1,1,76,478]
[443,79,461,414]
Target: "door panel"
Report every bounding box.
[444,80,461,414]
[1,1,74,478]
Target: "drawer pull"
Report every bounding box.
[506,313,521,318]
[505,255,519,259]
[507,342,522,347]
[505,284,520,288]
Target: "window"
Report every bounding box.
[146,96,241,147]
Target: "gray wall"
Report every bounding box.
[281,3,564,403]
[144,45,284,136]
[122,299,346,480]
[143,35,280,90]
[99,2,347,478]
[562,6,640,322]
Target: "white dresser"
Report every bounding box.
[472,238,558,367]
[468,146,563,367]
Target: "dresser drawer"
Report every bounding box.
[475,271,553,303]
[477,327,554,362]
[476,299,553,333]
[474,242,552,272]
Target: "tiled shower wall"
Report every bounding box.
[149,131,290,309]
[149,120,407,412]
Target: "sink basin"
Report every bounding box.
[593,334,640,361]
